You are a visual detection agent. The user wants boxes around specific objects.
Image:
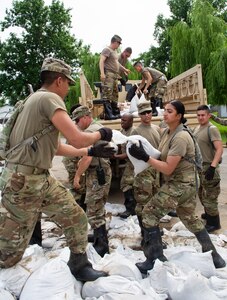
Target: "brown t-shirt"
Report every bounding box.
[131,123,161,148]
[101,47,119,74]
[142,67,165,83]
[193,122,222,163]
[8,88,66,169]
[160,125,195,182]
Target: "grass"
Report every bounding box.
[210,118,227,144]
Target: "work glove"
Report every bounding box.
[204,166,215,180]
[88,141,115,158]
[129,141,150,162]
[98,128,113,142]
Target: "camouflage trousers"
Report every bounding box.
[133,167,158,216]
[142,179,204,233]
[0,167,88,268]
[146,78,167,100]
[120,161,134,193]
[102,71,119,102]
[85,166,112,229]
[198,164,221,215]
[62,156,86,202]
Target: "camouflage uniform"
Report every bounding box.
[62,156,86,202]
[194,123,222,215]
[143,124,204,233]
[131,116,161,216]
[100,46,120,102]
[119,126,135,193]
[0,88,88,268]
[141,67,167,101]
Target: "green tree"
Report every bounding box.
[170,0,227,104]
[0,0,84,105]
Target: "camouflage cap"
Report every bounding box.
[72,105,91,120]
[137,100,152,114]
[41,57,75,84]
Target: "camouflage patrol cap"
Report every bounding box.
[41,57,75,84]
[137,100,152,114]
[72,105,91,120]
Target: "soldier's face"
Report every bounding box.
[197,110,210,125]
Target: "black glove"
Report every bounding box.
[205,166,215,180]
[119,76,128,86]
[88,141,116,158]
[129,141,150,162]
[98,128,113,142]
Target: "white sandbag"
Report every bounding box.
[20,257,79,300]
[95,294,161,300]
[168,250,216,278]
[112,130,128,145]
[0,245,48,298]
[167,270,219,300]
[82,275,144,298]
[126,135,161,175]
[98,252,142,281]
[0,289,16,300]
[129,94,140,113]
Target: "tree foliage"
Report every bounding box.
[0,0,85,105]
[170,0,227,104]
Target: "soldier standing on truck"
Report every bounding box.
[99,35,130,119]
[133,61,167,116]
[118,47,132,86]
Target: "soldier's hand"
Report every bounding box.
[88,141,116,158]
[98,127,112,142]
[205,166,215,180]
[129,141,150,162]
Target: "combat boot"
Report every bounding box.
[110,101,121,118]
[93,224,109,257]
[137,215,145,247]
[67,251,108,281]
[103,100,118,120]
[119,189,136,219]
[136,226,167,274]
[195,228,226,268]
[205,214,221,233]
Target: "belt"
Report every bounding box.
[6,163,48,175]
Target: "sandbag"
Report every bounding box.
[20,257,80,300]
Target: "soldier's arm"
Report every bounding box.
[211,140,223,167]
[99,55,106,81]
[52,109,101,148]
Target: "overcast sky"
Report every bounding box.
[0,0,171,59]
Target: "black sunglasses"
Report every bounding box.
[140,110,152,115]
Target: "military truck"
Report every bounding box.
[79,64,207,129]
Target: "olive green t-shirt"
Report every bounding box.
[131,123,161,148]
[159,124,195,182]
[193,122,221,163]
[101,47,119,74]
[8,88,66,169]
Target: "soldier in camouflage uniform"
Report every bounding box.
[72,106,112,257]
[0,58,114,282]
[114,113,136,218]
[131,101,161,239]
[194,105,223,232]
[129,100,225,274]
[133,61,167,116]
[99,35,130,119]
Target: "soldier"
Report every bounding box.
[72,106,112,257]
[194,105,223,232]
[133,61,167,116]
[118,47,132,86]
[114,113,136,218]
[130,101,161,244]
[0,58,115,282]
[99,35,130,119]
[129,100,225,274]
[62,104,86,211]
